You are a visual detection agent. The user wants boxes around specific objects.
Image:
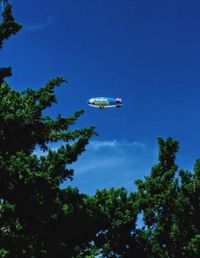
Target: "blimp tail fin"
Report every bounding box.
[116,97,122,102]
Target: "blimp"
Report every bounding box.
[88,97,123,109]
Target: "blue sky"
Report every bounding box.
[2,0,200,194]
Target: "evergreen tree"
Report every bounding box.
[135,138,200,258]
[0,4,100,257]
[92,188,145,258]
[135,137,179,258]
[0,3,22,82]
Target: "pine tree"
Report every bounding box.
[0,4,102,257]
[0,3,22,82]
[134,138,200,258]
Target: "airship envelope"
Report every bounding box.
[88,97,123,109]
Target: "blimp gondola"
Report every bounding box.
[88,97,123,109]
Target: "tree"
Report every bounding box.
[90,138,180,258]
[91,188,146,258]
[134,137,180,258]
[0,4,102,257]
[0,3,22,82]
[134,138,200,258]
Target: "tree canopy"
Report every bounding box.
[1,3,200,258]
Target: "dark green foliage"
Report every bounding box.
[92,188,144,257]
[0,4,22,48]
[134,138,200,258]
[0,62,100,255]
[0,5,101,257]
[0,4,22,82]
[135,138,180,258]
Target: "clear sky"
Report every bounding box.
[2,0,200,194]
